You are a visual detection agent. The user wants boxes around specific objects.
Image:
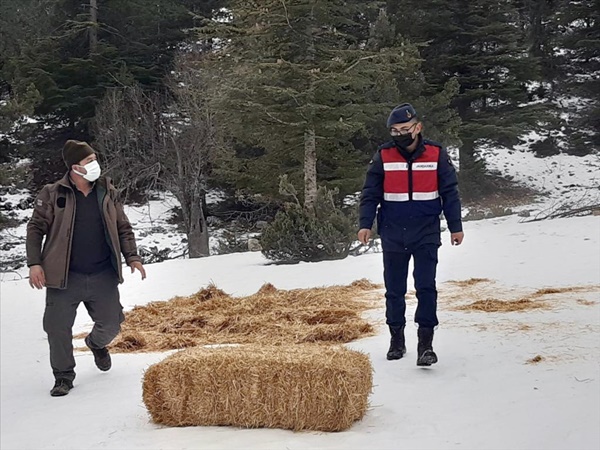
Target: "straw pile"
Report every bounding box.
[457,298,548,312]
[454,284,600,312]
[104,279,380,352]
[142,344,373,431]
[526,355,544,364]
[447,278,491,287]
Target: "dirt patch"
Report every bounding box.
[462,174,539,211]
[76,279,381,353]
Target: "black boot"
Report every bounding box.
[50,378,73,397]
[85,335,112,371]
[417,327,438,366]
[386,325,407,360]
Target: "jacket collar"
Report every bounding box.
[57,172,109,190]
[381,135,426,161]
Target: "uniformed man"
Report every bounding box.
[358,103,464,366]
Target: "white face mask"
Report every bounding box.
[73,160,101,182]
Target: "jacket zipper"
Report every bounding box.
[408,160,413,201]
[98,185,120,276]
[63,187,76,288]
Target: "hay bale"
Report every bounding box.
[143,344,372,432]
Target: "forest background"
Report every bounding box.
[0,0,597,263]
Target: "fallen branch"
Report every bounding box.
[525,203,600,222]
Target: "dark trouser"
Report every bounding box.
[383,244,439,328]
[43,268,124,382]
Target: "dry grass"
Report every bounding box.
[447,282,600,313]
[526,355,544,364]
[531,286,594,297]
[576,299,597,306]
[447,278,491,287]
[103,279,381,353]
[142,344,373,431]
[457,298,548,312]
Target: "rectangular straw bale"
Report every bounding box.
[143,344,373,432]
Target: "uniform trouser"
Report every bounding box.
[43,268,124,382]
[383,244,439,328]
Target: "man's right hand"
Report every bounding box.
[358,228,372,245]
[29,265,46,289]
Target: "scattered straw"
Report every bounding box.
[576,299,597,306]
[452,284,600,313]
[142,344,373,431]
[447,278,491,287]
[530,286,595,297]
[526,355,544,364]
[457,298,547,312]
[108,279,380,353]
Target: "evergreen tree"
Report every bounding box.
[0,0,54,132]
[389,0,545,198]
[4,0,225,132]
[555,0,599,154]
[205,1,425,209]
[515,0,562,83]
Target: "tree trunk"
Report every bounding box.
[187,193,210,258]
[89,0,98,54]
[303,6,317,213]
[303,126,317,212]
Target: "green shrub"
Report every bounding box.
[260,183,354,264]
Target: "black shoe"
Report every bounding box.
[386,325,407,360]
[417,327,438,366]
[50,378,73,397]
[85,335,112,371]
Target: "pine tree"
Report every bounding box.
[389,0,545,198]
[4,0,225,132]
[555,0,599,154]
[205,1,424,210]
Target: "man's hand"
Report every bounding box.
[358,228,372,245]
[129,261,147,280]
[451,231,464,246]
[29,265,46,289]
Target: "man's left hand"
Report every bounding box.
[129,261,147,280]
[451,232,464,246]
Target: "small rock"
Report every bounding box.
[247,238,262,252]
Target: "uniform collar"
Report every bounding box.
[395,135,425,161]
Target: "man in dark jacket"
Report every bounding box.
[358,103,464,366]
[27,140,146,396]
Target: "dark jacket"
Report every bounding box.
[26,173,141,288]
[359,137,462,251]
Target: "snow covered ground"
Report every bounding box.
[1,213,599,450]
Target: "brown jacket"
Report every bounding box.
[26,173,141,289]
